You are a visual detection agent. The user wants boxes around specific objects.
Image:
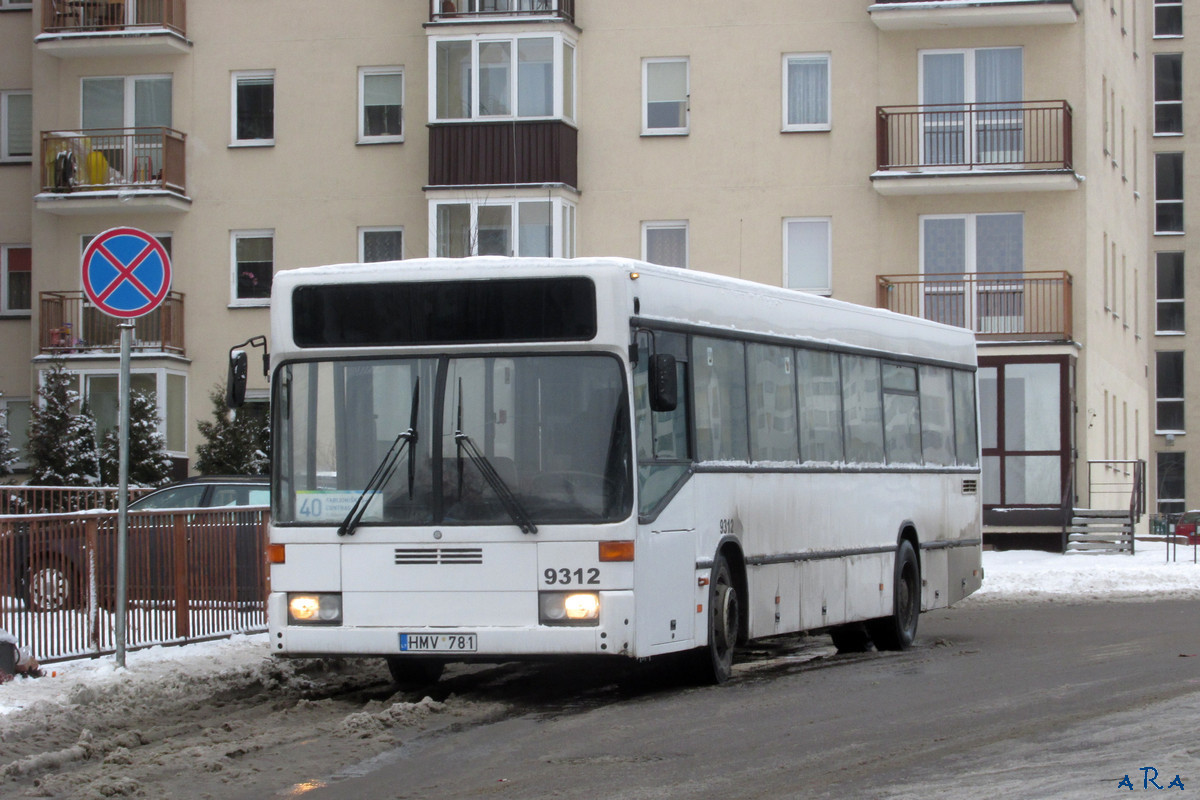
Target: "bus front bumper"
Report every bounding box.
[267,590,636,659]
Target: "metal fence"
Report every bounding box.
[0,485,155,515]
[0,508,267,663]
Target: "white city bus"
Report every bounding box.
[243,257,982,684]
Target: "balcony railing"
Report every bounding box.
[876,270,1073,341]
[39,290,185,355]
[429,120,578,188]
[41,0,186,35]
[40,128,186,195]
[430,0,574,23]
[876,100,1073,172]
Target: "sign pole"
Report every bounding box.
[115,322,132,668]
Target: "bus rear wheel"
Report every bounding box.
[692,554,739,684]
[385,657,444,687]
[867,539,920,651]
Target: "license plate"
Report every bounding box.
[399,633,477,653]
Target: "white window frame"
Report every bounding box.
[1156,251,1185,335]
[1154,53,1183,137]
[428,33,576,123]
[783,217,832,295]
[782,53,831,133]
[230,70,275,147]
[358,67,404,144]
[1,243,31,316]
[642,221,689,268]
[1155,151,1185,235]
[230,229,274,308]
[1156,350,1185,434]
[1154,0,1183,38]
[76,367,188,457]
[428,196,575,258]
[1,90,31,163]
[642,57,689,136]
[0,0,33,9]
[358,226,405,262]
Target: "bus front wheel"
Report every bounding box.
[867,539,920,651]
[693,554,739,684]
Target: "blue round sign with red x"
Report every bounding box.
[81,227,172,319]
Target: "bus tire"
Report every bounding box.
[692,554,739,684]
[868,539,920,651]
[385,657,444,687]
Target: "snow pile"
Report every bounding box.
[968,542,1200,604]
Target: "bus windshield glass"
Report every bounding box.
[275,354,632,527]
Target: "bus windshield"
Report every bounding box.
[275,354,632,527]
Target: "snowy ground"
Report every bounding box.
[3,540,1198,718]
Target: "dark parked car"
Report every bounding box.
[8,476,268,612]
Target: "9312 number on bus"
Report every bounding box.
[544,567,600,586]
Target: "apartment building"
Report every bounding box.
[0,0,1153,548]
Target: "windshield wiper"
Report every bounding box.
[454,379,537,535]
[338,380,419,537]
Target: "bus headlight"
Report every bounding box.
[287,593,342,625]
[539,592,599,626]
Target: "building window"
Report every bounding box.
[1157,252,1185,334]
[432,34,574,122]
[1,245,30,315]
[643,221,688,268]
[431,197,572,258]
[643,58,689,135]
[1155,0,1182,37]
[231,230,274,305]
[359,67,403,143]
[1155,152,1184,233]
[1156,350,1185,433]
[0,90,31,163]
[0,397,30,470]
[232,71,275,146]
[0,1,33,9]
[782,54,830,132]
[1158,452,1186,515]
[978,358,1067,510]
[784,218,832,294]
[920,48,1023,166]
[360,227,404,262]
[1154,54,1183,135]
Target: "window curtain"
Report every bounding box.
[787,57,828,126]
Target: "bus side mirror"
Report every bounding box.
[649,353,678,412]
[226,350,248,409]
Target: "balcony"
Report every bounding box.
[876,271,1073,342]
[39,290,185,355]
[429,120,577,188]
[869,0,1078,30]
[430,0,574,24]
[36,0,189,56]
[873,101,1078,196]
[35,128,190,215]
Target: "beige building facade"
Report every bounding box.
[0,0,1157,547]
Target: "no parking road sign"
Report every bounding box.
[81,227,172,319]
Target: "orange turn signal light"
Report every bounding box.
[598,541,635,562]
[267,544,286,564]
